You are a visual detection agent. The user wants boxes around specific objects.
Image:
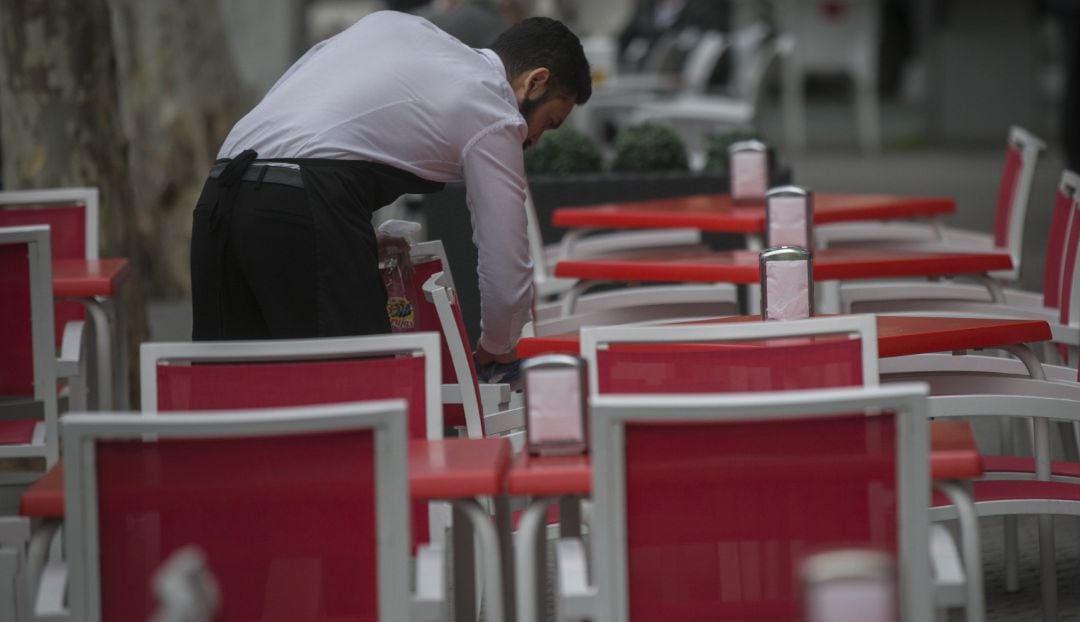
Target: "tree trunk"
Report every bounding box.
[108,0,249,299]
[0,0,247,406]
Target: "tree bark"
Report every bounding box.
[108,0,249,299]
[0,0,247,406]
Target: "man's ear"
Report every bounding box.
[519,67,551,102]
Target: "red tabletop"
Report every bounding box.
[507,453,591,496]
[554,248,1013,284]
[409,437,512,499]
[20,437,513,518]
[553,192,955,234]
[52,258,130,298]
[506,421,982,497]
[517,314,1052,359]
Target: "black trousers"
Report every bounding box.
[190,171,390,340]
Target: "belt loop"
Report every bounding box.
[253,165,269,191]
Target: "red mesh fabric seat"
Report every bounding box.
[579,385,932,621]
[623,413,898,620]
[0,225,60,467]
[0,202,88,347]
[142,333,441,546]
[583,315,878,396]
[62,401,411,622]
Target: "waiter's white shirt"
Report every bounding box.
[219,10,532,355]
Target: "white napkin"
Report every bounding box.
[527,367,585,446]
[765,259,811,320]
[768,196,810,247]
[731,151,768,202]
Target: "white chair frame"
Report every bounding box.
[140,333,443,439]
[0,225,60,469]
[420,271,522,439]
[0,187,100,259]
[580,314,881,395]
[61,400,431,622]
[0,187,120,411]
[823,126,1047,284]
[555,384,933,621]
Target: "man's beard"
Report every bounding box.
[519,95,542,150]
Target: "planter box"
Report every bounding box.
[416,167,793,345]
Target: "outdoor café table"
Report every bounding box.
[515,314,1052,622]
[509,421,985,622]
[52,258,131,410]
[552,192,955,252]
[553,247,1014,314]
[18,437,514,622]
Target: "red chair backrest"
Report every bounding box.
[623,411,898,620]
[0,241,34,397]
[596,337,865,394]
[405,258,482,432]
[0,240,39,445]
[95,429,379,622]
[0,203,87,346]
[154,355,428,546]
[1043,179,1077,309]
[1059,197,1080,365]
[992,142,1022,249]
[592,328,883,619]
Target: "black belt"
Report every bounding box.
[208,161,304,188]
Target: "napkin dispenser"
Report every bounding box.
[728,139,770,204]
[759,246,814,321]
[765,185,813,248]
[522,354,588,456]
[801,549,897,622]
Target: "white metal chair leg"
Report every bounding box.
[935,482,985,622]
[82,300,112,410]
[454,499,504,622]
[515,498,552,622]
[1039,514,1057,622]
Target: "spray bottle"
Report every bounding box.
[377,219,423,332]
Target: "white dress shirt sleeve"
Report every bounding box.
[462,120,534,356]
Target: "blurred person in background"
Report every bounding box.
[414,0,526,47]
[617,0,730,73]
[1048,0,1080,169]
[189,11,590,368]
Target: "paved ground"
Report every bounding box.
[147,97,1071,621]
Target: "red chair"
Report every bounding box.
[560,316,978,621]
[843,170,1080,365]
[555,384,933,621]
[0,225,89,622]
[140,333,443,546]
[0,225,85,474]
[0,187,117,410]
[821,126,1046,283]
[420,269,524,443]
[60,400,431,622]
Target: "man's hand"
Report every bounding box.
[377,234,413,279]
[475,342,517,365]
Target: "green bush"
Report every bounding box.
[610,123,689,173]
[524,126,603,175]
[703,129,761,173]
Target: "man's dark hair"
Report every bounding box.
[490,17,592,105]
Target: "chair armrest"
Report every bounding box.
[34,557,67,620]
[929,523,965,607]
[411,543,446,622]
[484,406,524,437]
[443,383,514,415]
[56,320,86,379]
[477,383,512,413]
[554,537,597,621]
[548,229,702,263]
[816,221,940,247]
